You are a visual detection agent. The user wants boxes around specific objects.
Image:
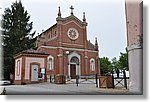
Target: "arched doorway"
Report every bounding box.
[68,52,80,79]
[70,56,79,79]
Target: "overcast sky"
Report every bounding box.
[0,0,127,60]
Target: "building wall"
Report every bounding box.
[14,54,48,85]
[14,57,23,84]
[87,51,99,75]
[36,27,58,47]
[38,46,99,77]
[25,57,45,80]
[35,10,100,80]
[61,21,85,46]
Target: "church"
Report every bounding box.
[14,6,100,84]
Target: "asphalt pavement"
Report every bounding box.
[0,82,132,95]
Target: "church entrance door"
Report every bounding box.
[70,64,76,79]
[68,53,80,80]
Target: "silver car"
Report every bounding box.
[0,79,11,85]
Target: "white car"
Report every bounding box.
[0,79,11,85]
[113,71,129,78]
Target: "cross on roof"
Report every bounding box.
[70,5,74,15]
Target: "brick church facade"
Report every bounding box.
[14,6,100,84]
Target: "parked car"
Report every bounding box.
[0,79,11,85]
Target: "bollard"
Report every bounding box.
[111,71,115,89]
[62,75,64,84]
[76,75,79,87]
[123,70,127,89]
[50,75,52,83]
[95,73,98,88]
[54,75,55,83]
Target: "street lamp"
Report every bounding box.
[63,51,69,74]
[62,51,70,83]
[96,56,99,75]
[66,51,69,55]
[65,51,69,80]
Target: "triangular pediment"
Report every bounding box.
[62,15,87,27]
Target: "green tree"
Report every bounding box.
[110,57,121,77]
[111,57,120,71]
[100,57,111,75]
[118,52,128,71]
[1,1,35,79]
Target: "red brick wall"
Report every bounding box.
[37,16,99,76]
[61,22,85,46]
[38,47,99,76]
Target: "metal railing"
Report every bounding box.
[112,70,129,89]
[49,71,129,89]
[66,74,98,87]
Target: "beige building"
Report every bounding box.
[14,50,49,84]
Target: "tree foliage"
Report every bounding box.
[2,1,35,79]
[118,52,128,71]
[100,57,111,75]
[100,51,128,75]
[111,57,120,72]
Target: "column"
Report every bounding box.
[127,45,142,93]
[125,0,143,94]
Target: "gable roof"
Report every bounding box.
[43,23,57,34]
[87,40,96,51]
[34,23,57,40]
[14,49,49,59]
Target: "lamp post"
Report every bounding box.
[62,51,69,83]
[96,56,99,87]
[96,56,99,75]
[65,51,69,77]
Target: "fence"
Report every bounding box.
[112,70,129,89]
[49,71,129,89]
[50,74,98,87]
[74,74,98,87]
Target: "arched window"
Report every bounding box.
[54,31,57,36]
[17,60,20,76]
[70,56,79,64]
[47,55,54,70]
[90,58,95,71]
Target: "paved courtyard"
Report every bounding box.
[0,82,133,95]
